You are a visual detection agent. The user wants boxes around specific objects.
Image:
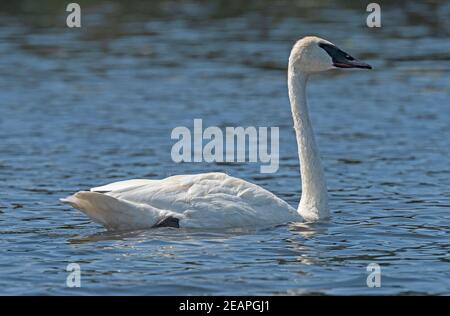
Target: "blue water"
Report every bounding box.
[0,1,449,295]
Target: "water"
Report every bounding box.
[0,1,449,295]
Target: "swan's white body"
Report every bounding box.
[62,173,300,230]
[61,36,371,230]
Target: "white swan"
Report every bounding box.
[61,36,371,230]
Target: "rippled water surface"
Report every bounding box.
[0,1,449,295]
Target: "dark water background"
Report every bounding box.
[0,0,449,295]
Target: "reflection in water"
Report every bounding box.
[68,226,261,245]
[0,0,449,295]
[289,222,326,239]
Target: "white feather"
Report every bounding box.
[62,172,299,230]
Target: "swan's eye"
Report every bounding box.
[345,55,354,60]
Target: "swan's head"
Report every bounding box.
[289,36,372,74]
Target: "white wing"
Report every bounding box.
[61,172,301,230]
[90,179,156,193]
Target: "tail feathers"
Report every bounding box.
[60,191,165,230]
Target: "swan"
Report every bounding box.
[61,36,371,230]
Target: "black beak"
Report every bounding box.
[319,42,372,70]
[333,58,372,69]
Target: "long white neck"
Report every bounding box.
[288,66,329,221]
